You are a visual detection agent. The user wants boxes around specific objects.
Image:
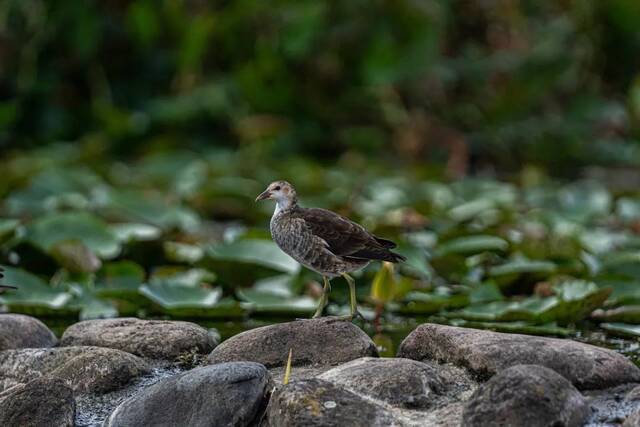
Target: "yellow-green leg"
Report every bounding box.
[341,273,360,320]
[312,276,331,318]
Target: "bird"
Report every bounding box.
[0,267,17,292]
[256,180,405,320]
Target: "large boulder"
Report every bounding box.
[208,317,377,368]
[60,317,217,360]
[0,346,150,394]
[0,314,57,350]
[266,378,397,427]
[0,377,75,427]
[104,362,269,427]
[318,357,447,409]
[462,364,590,427]
[398,323,640,389]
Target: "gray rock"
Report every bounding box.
[266,378,397,427]
[462,364,589,427]
[318,357,447,409]
[0,314,57,350]
[627,385,640,402]
[105,362,269,427]
[0,346,150,394]
[0,377,75,427]
[60,317,217,360]
[625,410,640,427]
[398,323,640,389]
[208,317,377,368]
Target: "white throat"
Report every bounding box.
[273,196,295,217]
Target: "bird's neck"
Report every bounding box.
[273,198,296,216]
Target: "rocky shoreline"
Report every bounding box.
[1,314,639,426]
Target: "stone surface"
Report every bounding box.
[318,357,447,409]
[105,362,269,427]
[398,323,640,389]
[0,377,75,427]
[0,346,150,394]
[627,385,640,402]
[462,364,590,427]
[60,317,217,360]
[208,317,378,368]
[0,314,57,350]
[266,378,397,427]
[625,410,640,427]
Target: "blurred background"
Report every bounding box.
[2,0,640,355]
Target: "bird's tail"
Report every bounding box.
[387,251,406,263]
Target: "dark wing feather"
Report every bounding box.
[296,208,405,262]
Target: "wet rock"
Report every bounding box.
[462,364,589,427]
[0,377,75,427]
[0,314,57,350]
[105,362,269,427]
[585,384,640,426]
[398,323,640,389]
[318,357,447,409]
[208,317,377,368]
[0,346,150,394]
[60,317,217,360]
[266,378,397,427]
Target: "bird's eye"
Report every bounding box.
[274,186,281,191]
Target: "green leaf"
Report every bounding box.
[0,265,72,311]
[396,289,469,314]
[600,323,640,338]
[50,240,102,273]
[436,235,509,256]
[110,223,162,242]
[26,212,120,259]
[236,288,316,315]
[163,241,204,264]
[489,259,557,276]
[207,239,300,274]
[150,267,216,287]
[95,261,146,294]
[370,262,396,304]
[592,306,640,323]
[140,282,222,309]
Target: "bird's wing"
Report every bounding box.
[296,208,400,261]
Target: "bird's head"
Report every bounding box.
[255,181,297,208]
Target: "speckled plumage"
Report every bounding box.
[256,180,405,319]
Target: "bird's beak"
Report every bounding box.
[255,189,272,202]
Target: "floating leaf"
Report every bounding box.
[237,288,316,315]
[110,223,162,242]
[395,289,469,314]
[50,240,102,273]
[140,282,222,309]
[600,323,640,338]
[0,265,72,312]
[26,212,120,259]
[436,235,509,257]
[164,241,204,263]
[207,239,300,274]
[592,306,640,324]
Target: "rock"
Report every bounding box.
[625,410,640,427]
[627,385,640,402]
[0,377,75,427]
[60,317,217,360]
[318,357,447,409]
[398,323,640,389]
[208,317,377,368]
[0,346,150,394]
[462,364,589,427]
[105,362,269,427]
[266,378,397,427]
[0,314,57,350]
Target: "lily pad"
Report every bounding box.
[0,265,72,313]
[436,235,509,257]
[206,238,300,274]
[600,322,640,338]
[395,289,469,314]
[26,212,120,259]
[163,241,205,263]
[140,282,222,309]
[592,306,640,324]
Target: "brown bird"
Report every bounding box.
[0,267,17,292]
[256,180,405,319]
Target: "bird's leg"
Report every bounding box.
[340,273,362,321]
[312,276,331,318]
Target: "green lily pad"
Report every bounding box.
[592,306,640,324]
[26,212,120,259]
[0,265,72,312]
[110,223,162,242]
[163,241,204,263]
[600,323,640,338]
[395,289,469,314]
[444,319,571,336]
[50,240,102,273]
[237,288,316,315]
[95,261,146,295]
[149,267,216,287]
[447,280,610,325]
[207,239,300,274]
[140,282,222,309]
[67,283,118,320]
[436,235,509,257]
